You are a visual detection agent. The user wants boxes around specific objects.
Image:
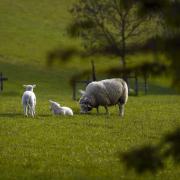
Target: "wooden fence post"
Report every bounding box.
[72,82,76,100]
[0,73,2,91]
[91,60,97,81]
[144,74,148,95]
[134,73,138,96]
[0,73,8,92]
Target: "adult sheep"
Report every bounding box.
[79,78,128,116]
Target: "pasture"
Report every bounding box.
[0,0,180,179]
[0,90,180,179]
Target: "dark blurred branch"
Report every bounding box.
[120,145,164,174]
[120,127,180,174]
[105,62,168,77]
[163,128,180,164]
[70,70,91,87]
[47,32,180,63]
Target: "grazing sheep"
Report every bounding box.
[22,85,36,117]
[49,100,73,116]
[79,78,128,116]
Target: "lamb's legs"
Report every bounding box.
[32,106,35,117]
[31,109,35,118]
[26,105,34,118]
[28,106,31,116]
[24,106,28,117]
[30,106,35,118]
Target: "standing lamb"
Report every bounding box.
[79,78,128,116]
[22,84,36,117]
[49,100,73,116]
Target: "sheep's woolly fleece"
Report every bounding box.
[79,78,128,116]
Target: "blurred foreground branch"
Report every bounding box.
[120,128,180,174]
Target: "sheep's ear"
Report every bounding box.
[87,104,92,108]
[79,89,85,96]
[49,100,55,104]
[58,103,61,107]
[49,100,53,103]
[23,85,27,88]
[33,84,36,88]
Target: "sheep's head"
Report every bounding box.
[23,84,36,91]
[79,96,93,113]
[49,100,61,111]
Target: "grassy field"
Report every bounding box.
[0,0,180,179]
[0,94,180,180]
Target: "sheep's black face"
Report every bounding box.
[80,104,93,113]
[79,97,93,113]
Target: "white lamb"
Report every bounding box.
[22,85,36,117]
[49,100,73,116]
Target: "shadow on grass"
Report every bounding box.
[37,114,52,117]
[0,113,52,119]
[85,122,114,129]
[0,91,21,97]
[0,113,22,118]
[119,127,180,174]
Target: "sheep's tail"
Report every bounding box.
[122,81,128,104]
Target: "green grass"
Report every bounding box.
[0,0,180,179]
[0,0,75,65]
[0,95,180,180]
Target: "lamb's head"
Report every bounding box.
[79,95,93,114]
[49,100,61,111]
[23,84,36,91]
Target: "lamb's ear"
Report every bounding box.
[49,100,53,103]
[33,84,36,88]
[23,85,27,88]
[79,89,85,96]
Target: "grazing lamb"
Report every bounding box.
[22,85,36,117]
[79,78,128,116]
[49,100,73,116]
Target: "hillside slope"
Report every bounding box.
[0,0,75,65]
[0,0,176,96]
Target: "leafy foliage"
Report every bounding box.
[121,0,180,90]
[68,0,158,68]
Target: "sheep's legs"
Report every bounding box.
[96,106,99,114]
[24,106,28,117]
[23,105,35,118]
[28,106,31,116]
[118,104,124,117]
[27,106,35,117]
[32,106,35,117]
[31,110,34,117]
[104,106,109,115]
[31,107,35,117]
[27,105,34,117]
[30,107,35,117]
